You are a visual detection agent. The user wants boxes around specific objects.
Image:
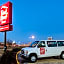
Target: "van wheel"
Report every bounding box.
[30,55,37,63]
[60,52,64,59]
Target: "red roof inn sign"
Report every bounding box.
[0,1,13,32]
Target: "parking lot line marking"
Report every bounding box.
[16,50,21,64]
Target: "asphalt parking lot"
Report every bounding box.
[0,50,64,64]
[17,51,64,64]
[18,55,64,64]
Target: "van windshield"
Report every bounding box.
[29,41,39,47]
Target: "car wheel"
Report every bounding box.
[30,55,37,63]
[60,52,64,59]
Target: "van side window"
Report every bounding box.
[47,41,57,47]
[57,41,64,46]
[37,41,45,48]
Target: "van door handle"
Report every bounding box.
[46,49,47,52]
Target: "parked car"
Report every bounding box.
[21,40,64,62]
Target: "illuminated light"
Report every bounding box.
[5,27,8,28]
[0,16,1,21]
[0,26,5,31]
[1,28,4,29]
[0,24,13,32]
[1,21,6,24]
[31,35,35,39]
[29,35,35,39]
[1,6,8,9]
[0,28,4,30]
[1,6,8,23]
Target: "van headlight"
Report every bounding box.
[25,50,28,54]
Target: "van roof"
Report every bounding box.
[38,40,64,41]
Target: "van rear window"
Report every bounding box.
[57,41,64,46]
[47,41,57,47]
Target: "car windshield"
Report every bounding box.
[29,41,39,47]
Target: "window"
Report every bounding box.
[30,41,39,47]
[57,41,64,46]
[47,41,57,47]
[37,41,45,48]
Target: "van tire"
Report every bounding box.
[60,52,64,59]
[29,55,37,63]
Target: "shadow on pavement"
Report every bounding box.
[0,51,17,64]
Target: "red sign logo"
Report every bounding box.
[1,6,8,24]
[0,2,12,26]
[40,48,45,54]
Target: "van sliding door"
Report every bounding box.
[46,41,58,57]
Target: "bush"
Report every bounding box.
[11,48,21,52]
[0,51,17,64]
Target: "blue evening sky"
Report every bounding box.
[0,0,64,44]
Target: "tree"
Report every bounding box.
[6,39,13,46]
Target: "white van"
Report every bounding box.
[21,40,64,62]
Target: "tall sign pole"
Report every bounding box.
[0,2,13,52]
[4,31,7,52]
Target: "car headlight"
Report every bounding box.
[25,50,28,54]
